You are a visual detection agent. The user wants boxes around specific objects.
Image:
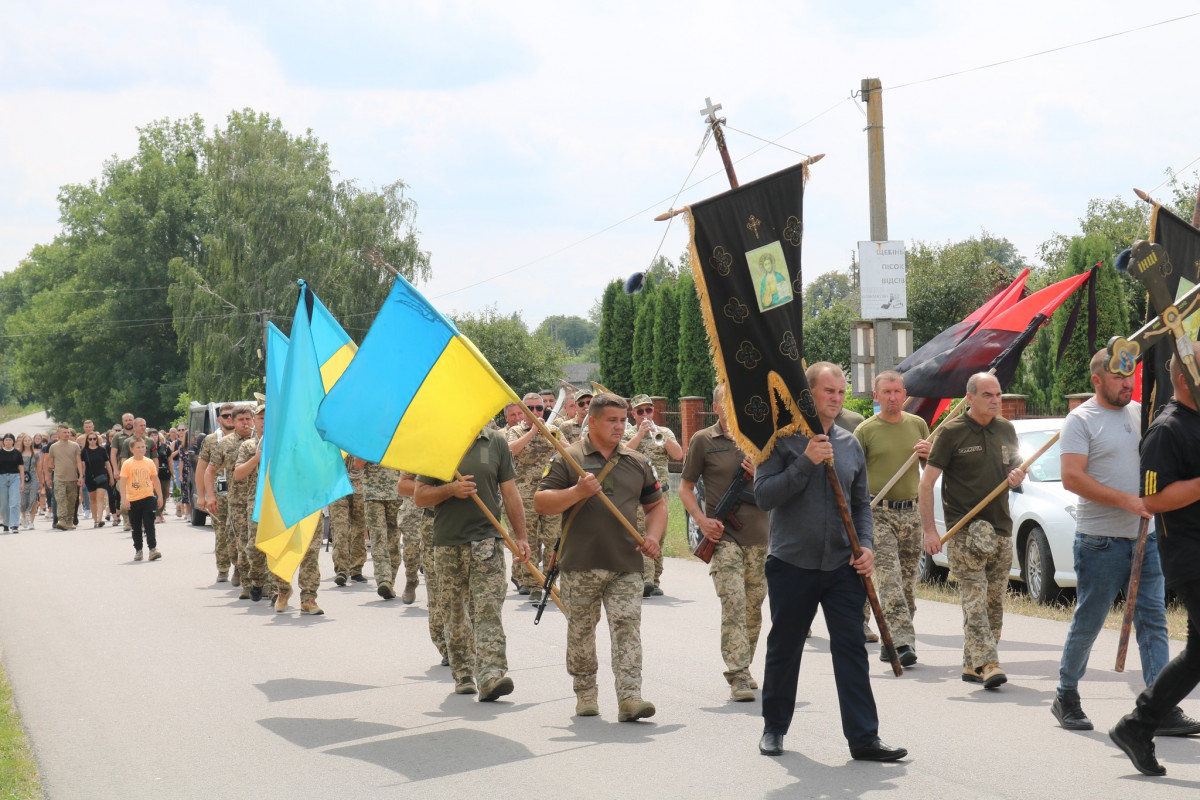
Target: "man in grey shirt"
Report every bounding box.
[1054,350,1200,735]
[754,362,905,762]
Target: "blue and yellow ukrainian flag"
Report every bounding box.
[315,273,517,481]
[256,282,355,580]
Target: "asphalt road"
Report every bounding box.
[1,512,1198,798]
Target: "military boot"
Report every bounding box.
[575,689,599,717]
[618,698,656,722]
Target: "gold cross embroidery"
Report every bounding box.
[746,215,761,240]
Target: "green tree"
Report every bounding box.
[906,235,1016,348]
[652,280,680,398]
[3,117,206,424]
[534,315,598,355]
[598,280,634,395]
[676,272,715,397]
[453,306,565,396]
[631,281,658,393]
[169,109,429,399]
[803,298,855,369]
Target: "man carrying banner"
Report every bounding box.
[680,383,767,702]
[855,371,930,667]
[920,372,1024,689]
[535,392,665,721]
[415,427,530,701]
[1110,341,1200,776]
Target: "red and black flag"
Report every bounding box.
[686,162,820,462]
[1140,204,1200,428]
[900,269,1096,426]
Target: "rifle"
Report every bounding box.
[692,468,753,564]
[534,533,562,625]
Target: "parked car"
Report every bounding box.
[920,417,1078,604]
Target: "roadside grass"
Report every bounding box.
[0,653,42,800]
[662,494,699,561]
[0,404,37,428]
[916,576,1189,641]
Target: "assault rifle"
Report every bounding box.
[534,533,562,625]
[692,468,753,563]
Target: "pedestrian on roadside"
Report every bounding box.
[17,434,40,529]
[46,425,82,531]
[0,433,24,532]
[120,438,163,562]
[80,431,112,530]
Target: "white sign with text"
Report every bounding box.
[858,240,907,319]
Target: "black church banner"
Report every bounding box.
[686,161,821,463]
[1143,205,1200,429]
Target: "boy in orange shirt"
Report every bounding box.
[120,438,164,561]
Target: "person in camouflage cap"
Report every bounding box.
[506,392,562,602]
[626,394,683,597]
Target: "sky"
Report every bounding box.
[3,1,1200,332]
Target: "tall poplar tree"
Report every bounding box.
[676,272,715,397]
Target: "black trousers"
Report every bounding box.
[1129,578,1200,733]
[129,496,157,551]
[762,557,879,749]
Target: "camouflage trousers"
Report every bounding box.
[561,569,643,702]
[210,494,233,573]
[53,481,78,529]
[947,520,1009,669]
[871,506,923,648]
[366,499,402,588]
[436,538,507,685]
[415,510,447,657]
[513,491,560,590]
[228,493,269,589]
[271,518,322,602]
[329,493,366,576]
[710,541,768,683]
[637,503,663,586]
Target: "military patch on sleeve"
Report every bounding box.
[1144,470,1157,496]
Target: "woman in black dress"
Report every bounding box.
[80,432,112,529]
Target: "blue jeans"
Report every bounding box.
[0,473,19,527]
[1058,531,1169,692]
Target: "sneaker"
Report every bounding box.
[216,571,229,583]
[980,663,1007,689]
[618,698,656,722]
[275,587,292,613]
[575,690,600,717]
[350,573,367,583]
[377,583,395,600]
[1157,706,1200,737]
[479,675,515,702]
[300,599,324,615]
[401,580,418,605]
[730,674,755,702]
[134,549,144,561]
[231,569,241,587]
[334,572,347,586]
[1051,689,1093,731]
[454,677,477,695]
[148,549,162,561]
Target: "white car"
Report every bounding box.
[920,417,1078,604]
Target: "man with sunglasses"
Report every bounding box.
[626,395,683,597]
[555,390,590,443]
[506,392,562,599]
[109,414,135,530]
[197,404,238,583]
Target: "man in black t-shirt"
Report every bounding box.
[1110,341,1200,777]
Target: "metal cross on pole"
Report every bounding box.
[699,96,739,189]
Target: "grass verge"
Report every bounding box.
[0,653,43,800]
[0,404,37,428]
[916,578,1189,641]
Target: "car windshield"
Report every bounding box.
[1019,429,1061,482]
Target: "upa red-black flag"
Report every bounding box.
[686,161,820,462]
[1142,204,1200,428]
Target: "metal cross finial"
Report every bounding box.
[700,97,723,122]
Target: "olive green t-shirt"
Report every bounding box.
[680,423,767,548]
[854,412,930,500]
[418,428,515,546]
[538,437,663,573]
[927,414,1021,536]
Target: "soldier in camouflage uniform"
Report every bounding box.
[330,454,368,585]
[920,372,1024,689]
[232,405,273,600]
[625,395,683,597]
[206,406,254,599]
[361,461,405,599]
[555,390,589,443]
[536,393,665,721]
[400,476,446,656]
[854,371,931,668]
[506,393,562,601]
[108,413,134,531]
[415,428,529,700]
[196,404,238,582]
[679,384,769,702]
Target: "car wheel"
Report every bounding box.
[1023,526,1060,604]
[917,550,947,584]
[685,477,705,553]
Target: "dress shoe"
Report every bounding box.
[850,739,908,761]
[478,675,514,702]
[1051,689,1093,731]
[758,732,784,756]
[1109,718,1166,776]
[879,645,917,667]
[1157,706,1200,737]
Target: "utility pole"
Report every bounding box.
[863,78,894,377]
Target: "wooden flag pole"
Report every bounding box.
[1114,517,1151,672]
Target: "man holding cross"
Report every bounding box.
[1110,340,1200,776]
[920,372,1025,689]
